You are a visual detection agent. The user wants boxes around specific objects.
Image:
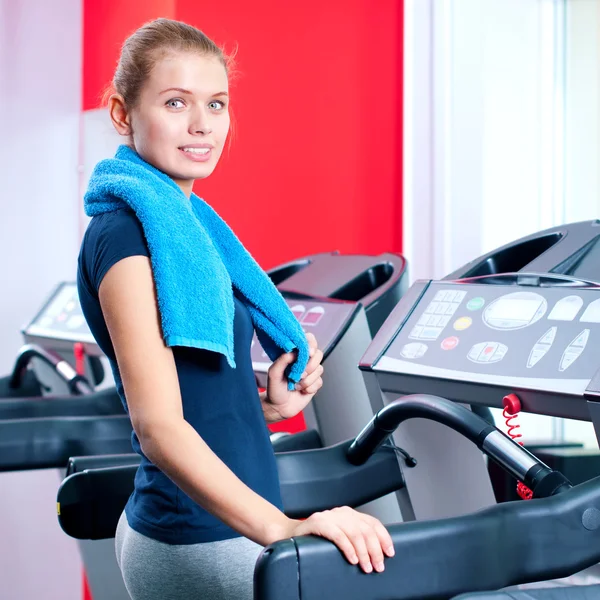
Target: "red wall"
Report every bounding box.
[83,0,404,269]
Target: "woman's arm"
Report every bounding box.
[99,255,289,545]
[100,255,394,572]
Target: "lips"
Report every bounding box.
[180,145,212,155]
[178,146,213,162]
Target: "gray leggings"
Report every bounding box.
[115,511,263,600]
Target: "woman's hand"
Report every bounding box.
[262,332,324,422]
[279,507,395,574]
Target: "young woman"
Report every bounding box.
[77,18,394,600]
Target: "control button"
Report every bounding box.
[559,330,589,371]
[492,344,508,361]
[548,296,583,321]
[479,343,498,362]
[420,327,442,340]
[441,336,459,351]
[455,291,467,302]
[581,299,600,323]
[434,291,447,301]
[435,303,449,315]
[467,342,507,364]
[468,343,485,362]
[560,351,582,372]
[401,343,429,360]
[302,306,325,326]
[454,317,472,331]
[439,315,451,328]
[572,329,590,348]
[467,297,485,311]
[539,327,557,346]
[527,345,549,368]
[425,302,440,315]
[417,314,429,326]
[444,291,457,302]
[290,305,306,321]
[409,325,424,339]
[428,315,442,326]
[445,303,457,315]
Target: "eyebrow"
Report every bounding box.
[159,87,229,97]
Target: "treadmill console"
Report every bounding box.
[251,298,360,372]
[372,281,600,394]
[23,282,95,345]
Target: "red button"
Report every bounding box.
[441,336,459,350]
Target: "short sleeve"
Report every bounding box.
[81,209,151,294]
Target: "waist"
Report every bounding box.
[128,443,283,544]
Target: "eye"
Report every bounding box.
[208,100,226,110]
[166,98,185,109]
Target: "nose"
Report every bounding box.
[189,107,212,135]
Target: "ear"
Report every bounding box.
[108,94,132,137]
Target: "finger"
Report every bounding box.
[341,523,372,574]
[359,521,385,573]
[358,514,395,558]
[316,522,358,566]
[296,365,323,390]
[305,333,318,357]
[305,332,318,349]
[299,376,323,396]
[304,348,324,373]
[268,351,297,379]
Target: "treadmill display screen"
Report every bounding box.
[483,293,547,330]
[486,298,540,322]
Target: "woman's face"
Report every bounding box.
[127,51,230,196]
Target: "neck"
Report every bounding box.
[173,177,194,198]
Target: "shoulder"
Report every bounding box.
[85,208,144,245]
[80,208,150,292]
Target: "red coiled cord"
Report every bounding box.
[74,342,86,376]
[502,394,533,501]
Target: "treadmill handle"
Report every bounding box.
[347,394,572,499]
[9,344,93,395]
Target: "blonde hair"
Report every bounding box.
[104,18,235,108]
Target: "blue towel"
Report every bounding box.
[85,145,309,389]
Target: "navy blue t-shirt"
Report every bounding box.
[77,208,283,544]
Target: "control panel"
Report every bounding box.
[375,282,600,384]
[251,298,359,372]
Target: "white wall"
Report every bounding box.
[404,0,599,448]
[564,0,600,223]
[404,0,564,283]
[0,2,83,599]
[0,0,82,375]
